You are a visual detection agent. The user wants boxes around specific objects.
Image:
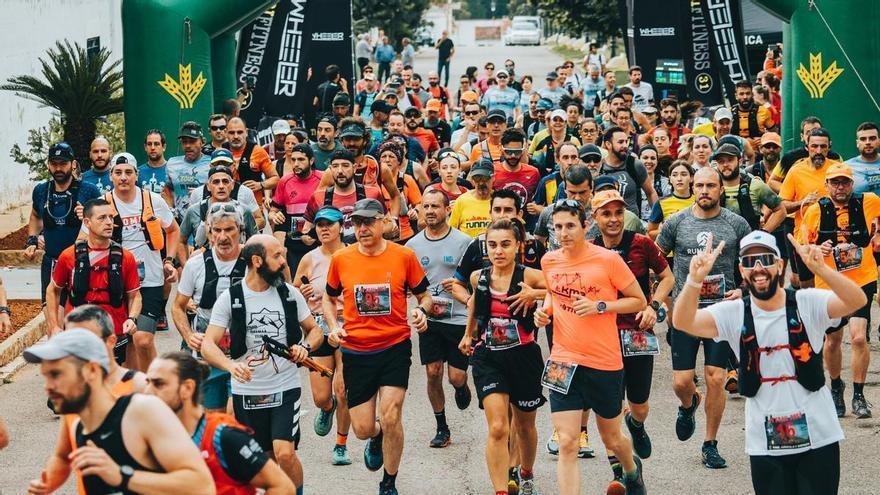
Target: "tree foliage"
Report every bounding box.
[352,0,432,47]
[524,0,623,41]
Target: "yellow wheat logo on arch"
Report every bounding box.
[158,64,207,109]
[796,53,843,99]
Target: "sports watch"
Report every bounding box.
[596,301,607,315]
[117,465,134,490]
[650,301,661,312]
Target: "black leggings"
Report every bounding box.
[750,442,839,495]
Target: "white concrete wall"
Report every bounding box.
[0,0,122,207]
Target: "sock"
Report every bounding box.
[336,432,348,446]
[854,382,865,396]
[296,485,304,495]
[703,440,717,449]
[831,376,844,390]
[580,424,588,433]
[608,455,622,478]
[381,470,397,487]
[508,466,518,480]
[519,467,533,480]
[434,409,448,431]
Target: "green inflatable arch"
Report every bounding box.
[754,0,880,155]
[121,0,275,160]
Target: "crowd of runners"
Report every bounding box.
[2,37,879,495]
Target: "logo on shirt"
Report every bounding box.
[420,256,430,266]
[247,309,284,334]
[697,231,712,248]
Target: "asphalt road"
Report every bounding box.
[3,37,880,495]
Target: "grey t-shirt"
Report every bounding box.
[311,141,345,171]
[656,207,751,300]
[600,159,649,217]
[405,227,472,325]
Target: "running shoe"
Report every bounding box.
[724,369,738,394]
[156,314,169,331]
[363,433,384,471]
[625,412,651,459]
[331,444,351,466]
[508,466,520,494]
[853,394,872,419]
[624,456,646,495]
[701,441,727,469]
[429,428,451,448]
[546,429,560,455]
[314,395,336,437]
[578,430,595,458]
[605,477,626,495]
[519,477,538,495]
[378,481,398,495]
[675,390,702,441]
[831,381,846,417]
[454,384,472,410]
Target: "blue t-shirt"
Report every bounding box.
[481,87,520,121]
[166,154,211,216]
[138,162,168,195]
[81,168,113,193]
[538,87,568,107]
[32,180,102,258]
[846,156,880,195]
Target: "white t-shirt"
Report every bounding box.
[210,279,311,395]
[706,289,844,456]
[188,184,260,214]
[109,188,174,288]
[177,249,245,322]
[625,82,654,113]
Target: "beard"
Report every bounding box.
[863,148,878,160]
[697,197,719,211]
[613,148,628,161]
[763,151,779,164]
[53,171,72,183]
[335,174,353,189]
[662,117,676,127]
[720,167,739,181]
[257,262,286,287]
[57,382,92,414]
[811,154,826,167]
[746,272,780,300]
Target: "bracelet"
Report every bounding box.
[417,306,429,317]
[685,277,703,290]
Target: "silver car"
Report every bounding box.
[504,22,541,46]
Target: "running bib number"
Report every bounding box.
[242,392,283,410]
[485,317,520,350]
[354,283,392,316]
[832,243,862,272]
[620,328,660,357]
[699,274,725,306]
[541,360,577,394]
[315,314,344,336]
[429,297,453,320]
[764,412,811,450]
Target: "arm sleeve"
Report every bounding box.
[303,193,320,223]
[406,250,429,293]
[454,241,479,283]
[779,172,796,201]
[217,425,270,483]
[176,257,199,297]
[325,257,342,297]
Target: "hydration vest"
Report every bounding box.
[720,174,760,230]
[477,234,541,268]
[69,241,124,308]
[472,264,537,337]
[593,231,651,297]
[198,183,243,214]
[323,183,367,206]
[105,190,165,251]
[731,104,762,138]
[817,194,870,247]
[194,413,256,495]
[601,154,643,216]
[738,289,825,397]
[42,179,82,230]
[226,141,263,184]
[200,250,247,310]
[227,281,302,360]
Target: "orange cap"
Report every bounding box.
[591,189,627,211]
[461,90,479,103]
[760,132,782,147]
[426,99,442,112]
[825,163,853,181]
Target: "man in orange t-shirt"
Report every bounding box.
[403,107,440,157]
[535,199,648,495]
[323,198,433,494]
[225,117,279,205]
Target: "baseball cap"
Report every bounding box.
[110,152,137,170]
[486,109,507,122]
[713,108,733,122]
[578,144,602,160]
[314,206,344,223]
[364,72,376,81]
[593,175,620,192]
[546,71,559,80]
[739,230,781,257]
[536,98,554,111]
[271,119,291,135]
[591,189,627,211]
[642,106,658,115]
[370,99,393,114]
[179,121,203,139]
[48,142,75,162]
[208,165,234,179]
[760,132,782,147]
[339,123,365,138]
[461,90,479,103]
[210,148,235,165]
[470,158,495,178]
[24,328,110,373]
[350,198,385,219]
[713,143,742,159]
[496,69,509,78]
[387,78,403,89]
[333,93,351,106]
[404,106,422,117]
[426,99,442,113]
[550,109,567,121]
[717,134,743,151]
[826,163,854,181]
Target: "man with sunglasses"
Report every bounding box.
[468,109,509,169]
[674,231,864,495]
[799,164,880,419]
[451,101,482,154]
[656,167,751,469]
[324,198,432,495]
[186,149,263,231]
[403,107,440,158]
[493,128,540,227]
[202,114,227,155]
[202,234,322,492]
[527,97,553,141]
[481,69,521,124]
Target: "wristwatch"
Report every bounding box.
[596,301,607,315]
[417,307,429,317]
[117,465,134,490]
[26,235,39,247]
[650,301,661,312]
[164,257,179,268]
[127,316,137,324]
[0,306,10,315]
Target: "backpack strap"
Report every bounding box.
[105,192,124,243]
[324,187,336,207]
[228,282,247,359]
[736,174,761,230]
[108,242,124,308]
[276,284,303,347]
[70,241,92,306]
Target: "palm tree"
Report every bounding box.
[1,40,123,170]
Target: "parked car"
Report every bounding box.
[414,26,434,47]
[504,22,541,46]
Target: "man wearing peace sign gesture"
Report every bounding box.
[673,230,865,494]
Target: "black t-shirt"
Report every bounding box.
[438,38,454,60]
[217,424,270,483]
[425,120,452,147]
[454,234,545,286]
[316,81,342,113]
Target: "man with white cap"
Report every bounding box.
[263,119,291,161]
[529,108,582,177]
[674,230,864,495]
[480,69,521,124]
[25,329,214,494]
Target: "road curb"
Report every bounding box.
[0,312,46,381]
